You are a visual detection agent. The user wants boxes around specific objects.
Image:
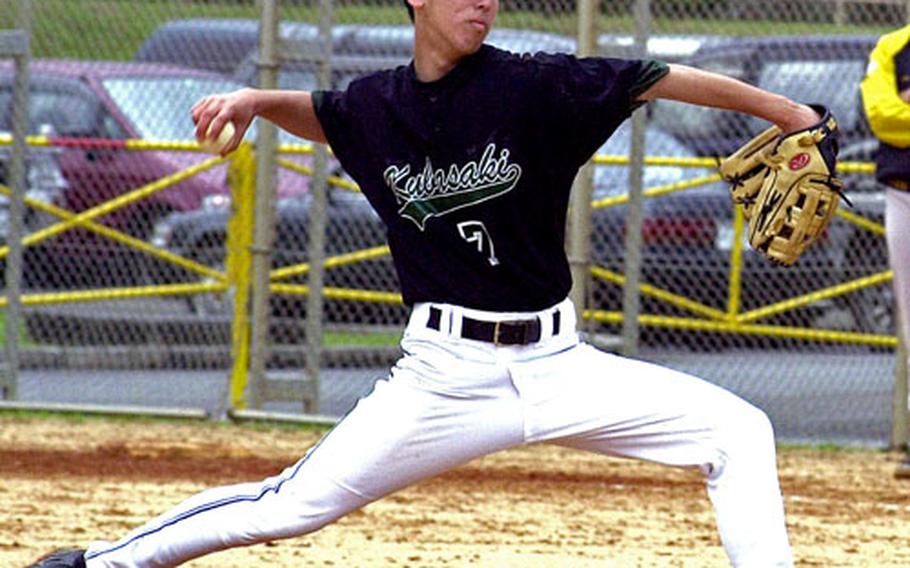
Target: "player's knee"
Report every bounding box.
[708,399,775,454]
[701,403,776,481]
[726,401,777,454]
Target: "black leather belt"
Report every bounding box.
[426,306,560,346]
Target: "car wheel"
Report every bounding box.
[186,251,234,318]
[841,231,895,337]
[848,281,895,337]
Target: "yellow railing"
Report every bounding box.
[584,158,893,347]
[0,134,892,347]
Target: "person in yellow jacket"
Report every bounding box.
[860,24,910,480]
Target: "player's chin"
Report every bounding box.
[457,35,487,56]
[457,25,489,51]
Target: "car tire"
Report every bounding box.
[185,251,234,318]
[842,233,895,338]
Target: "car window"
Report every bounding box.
[30,90,98,136]
[102,76,245,141]
[0,87,107,136]
[749,60,865,133]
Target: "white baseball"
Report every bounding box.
[198,121,236,155]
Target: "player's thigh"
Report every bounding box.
[299,374,525,501]
[514,343,767,466]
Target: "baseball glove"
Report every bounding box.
[718,124,782,220]
[719,105,846,266]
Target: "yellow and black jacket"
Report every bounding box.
[861,25,910,187]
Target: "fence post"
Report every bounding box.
[1,2,31,401]
[834,0,847,26]
[620,0,651,358]
[300,0,335,415]
[567,0,598,331]
[247,0,280,409]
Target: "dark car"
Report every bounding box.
[150,121,706,334]
[136,19,578,75]
[0,127,68,281]
[649,35,878,157]
[136,17,716,79]
[0,59,263,288]
[615,35,891,341]
[134,18,331,75]
[151,185,403,332]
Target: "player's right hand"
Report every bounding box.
[191,89,257,156]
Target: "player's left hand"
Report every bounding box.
[773,102,824,135]
[721,104,848,266]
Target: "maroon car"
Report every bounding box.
[0,59,305,287]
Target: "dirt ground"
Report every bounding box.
[1,415,908,568]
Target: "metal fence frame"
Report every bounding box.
[0,0,906,449]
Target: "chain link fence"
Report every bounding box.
[0,0,906,446]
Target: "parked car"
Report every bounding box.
[596,33,730,61]
[649,35,878,157]
[0,59,279,288]
[0,127,68,281]
[135,18,578,76]
[151,185,402,332]
[638,35,891,339]
[134,18,327,75]
[150,122,708,332]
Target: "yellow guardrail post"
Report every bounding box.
[227,143,255,411]
[726,204,746,319]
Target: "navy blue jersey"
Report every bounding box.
[313,44,668,311]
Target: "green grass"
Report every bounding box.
[324,329,401,347]
[0,0,895,61]
[0,309,32,346]
[0,407,333,431]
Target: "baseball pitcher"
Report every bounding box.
[33,0,841,566]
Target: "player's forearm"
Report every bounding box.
[251,89,328,144]
[192,88,327,148]
[641,63,820,133]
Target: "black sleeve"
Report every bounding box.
[533,55,669,166]
[311,89,367,182]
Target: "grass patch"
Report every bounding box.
[324,329,401,347]
[0,1,894,61]
[0,407,333,432]
[0,309,33,347]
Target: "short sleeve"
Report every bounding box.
[534,55,669,165]
[311,89,368,181]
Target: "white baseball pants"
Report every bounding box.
[84,298,793,567]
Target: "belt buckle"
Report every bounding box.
[493,320,527,346]
[493,320,504,346]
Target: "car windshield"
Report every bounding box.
[103,76,246,141]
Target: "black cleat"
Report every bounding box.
[28,549,86,568]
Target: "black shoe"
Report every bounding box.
[28,549,86,568]
[897,457,910,480]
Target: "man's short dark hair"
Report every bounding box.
[403,0,414,22]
